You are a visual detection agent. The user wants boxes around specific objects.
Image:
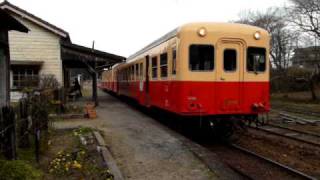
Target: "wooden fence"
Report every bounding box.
[0,91,50,161]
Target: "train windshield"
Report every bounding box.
[189,44,214,71]
[247,47,266,72]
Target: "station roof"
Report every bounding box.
[1,1,125,71]
[0,8,28,32]
[0,1,69,39]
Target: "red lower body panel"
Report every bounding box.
[100,81,270,116]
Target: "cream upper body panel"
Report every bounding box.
[178,23,270,82]
[111,22,270,83]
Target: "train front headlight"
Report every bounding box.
[254,31,261,40]
[198,27,207,37]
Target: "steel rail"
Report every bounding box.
[249,126,320,147]
[267,123,320,138]
[229,144,317,180]
[271,107,320,118]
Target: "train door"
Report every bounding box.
[216,39,244,113]
[145,55,150,106]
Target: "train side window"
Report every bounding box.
[224,49,237,72]
[160,53,168,78]
[126,68,128,81]
[131,66,134,80]
[152,56,158,79]
[135,64,139,80]
[247,47,266,72]
[189,45,214,71]
[172,48,177,75]
[139,63,143,79]
[127,68,129,81]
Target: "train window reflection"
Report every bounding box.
[224,49,237,72]
[189,45,214,71]
[247,47,266,72]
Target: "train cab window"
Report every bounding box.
[172,48,177,75]
[247,47,266,72]
[224,49,237,72]
[160,53,168,78]
[189,45,214,71]
[152,57,158,79]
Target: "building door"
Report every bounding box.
[216,39,244,113]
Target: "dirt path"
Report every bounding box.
[55,92,219,180]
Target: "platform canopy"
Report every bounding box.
[61,42,125,106]
[61,42,125,72]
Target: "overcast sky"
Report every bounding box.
[4,0,289,57]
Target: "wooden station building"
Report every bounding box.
[0,1,125,103]
[0,8,28,107]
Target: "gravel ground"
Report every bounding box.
[54,92,220,180]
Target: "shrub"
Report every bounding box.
[0,160,42,180]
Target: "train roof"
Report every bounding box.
[127,22,268,61]
[127,28,178,61]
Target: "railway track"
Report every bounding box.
[251,124,320,147]
[271,106,320,118]
[228,144,317,180]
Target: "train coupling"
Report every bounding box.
[252,103,267,112]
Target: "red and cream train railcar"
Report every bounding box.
[101,23,270,119]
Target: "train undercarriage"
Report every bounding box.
[196,113,270,140]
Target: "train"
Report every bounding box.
[100,22,270,136]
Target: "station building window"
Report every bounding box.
[160,53,168,78]
[172,48,177,75]
[189,45,214,71]
[247,47,266,72]
[224,49,237,71]
[152,56,158,79]
[12,67,39,89]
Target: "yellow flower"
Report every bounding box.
[72,161,82,169]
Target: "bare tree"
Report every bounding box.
[237,8,299,71]
[289,0,320,38]
[288,0,320,100]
